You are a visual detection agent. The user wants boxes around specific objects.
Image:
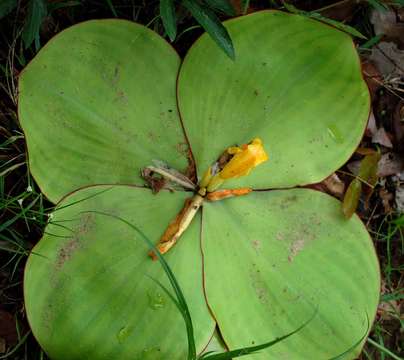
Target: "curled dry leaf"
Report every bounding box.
[362,62,382,101]
[321,173,345,198]
[370,8,404,48]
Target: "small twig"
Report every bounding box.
[336,169,376,188]
[313,0,354,14]
[145,166,196,190]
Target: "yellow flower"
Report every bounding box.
[219,138,268,179]
[206,138,268,192]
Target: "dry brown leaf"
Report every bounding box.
[349,152,404,177]
[366,111,378,137]
[379,188,394,213]
[362,62,382,101]
[322,173,345,198]
[377,153,404,177]
[372,126,394,148]
[393,99,404,151]
[370,9,404,48]
[370,42,404,78]
[395,185,404,213]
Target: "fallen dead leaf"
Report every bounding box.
[378,153,404,177]
[348,152,404,178]
[393,99,404,151]
[366,111,378,137]
[362,62,383,101]
[395,185,404,213]
[370,8,404,48]
[372,126,394,148]
[322,173,345,198]
[370,42,404,78]
[379,188,394,213]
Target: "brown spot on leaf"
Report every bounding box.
[251,239,262,253]
[56,239,80,269]
[55,214,94,269]
[288,239,305,262]
[280,195,298,209]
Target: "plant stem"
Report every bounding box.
[150,194,204,259]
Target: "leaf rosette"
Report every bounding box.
[19,11,380,360]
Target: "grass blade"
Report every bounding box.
[160,0,177,41]
[203,0,236,16]
[104,0,117,17]
[328,313,369,359]
[22,0,48,50]
[283,3,367,40]
[367,338,403,360]
[0,331,31,359]
[200,308,317,359]
[183,0,235,60]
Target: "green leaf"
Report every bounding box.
[22,0,47,50]
[342,178,362,219]
[183,0,235,60]
[24,186,215,359]
[203,0,236,16]
[19,20,189,203]
[160,0,177,41]
[202,189,379,359]
[85,211,197,359]
[0,0,17,19]
[178,11,370,189]
[283,3,367,40]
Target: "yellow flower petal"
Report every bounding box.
[219,138,268,180]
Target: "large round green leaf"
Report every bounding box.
[202,189,380,359]
[19,20,188,203]
[178,11,370,188]
[24,186,215,359]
